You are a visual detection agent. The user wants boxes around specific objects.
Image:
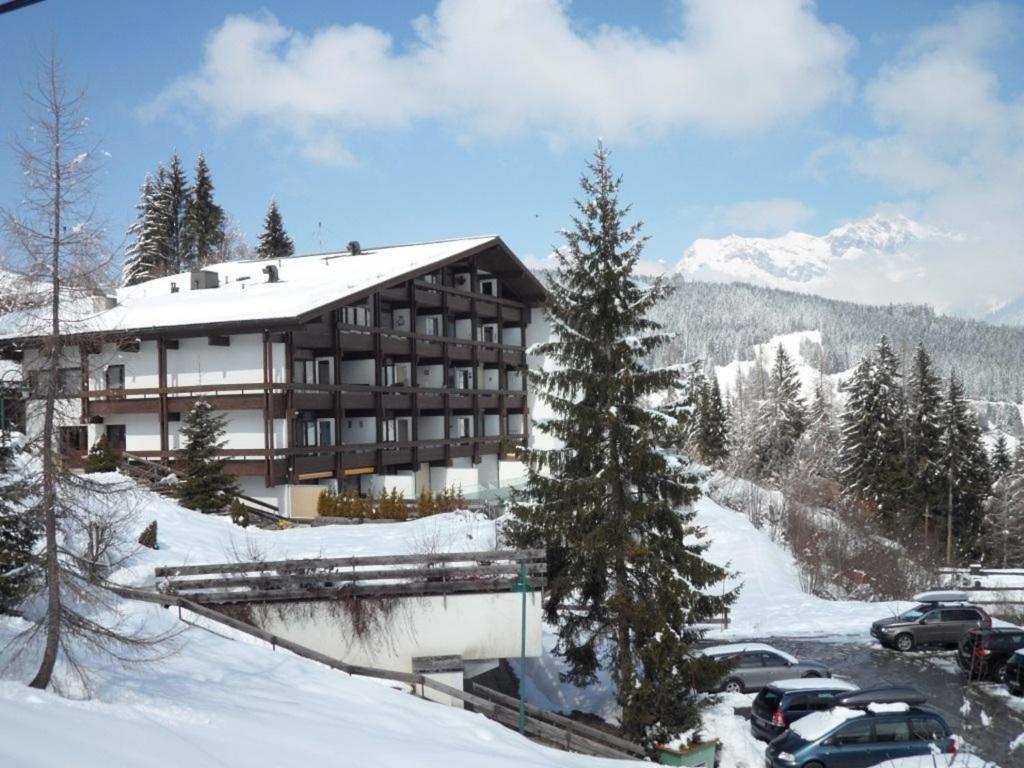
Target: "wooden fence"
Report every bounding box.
[113,585,642,761]
[154,549,547,605]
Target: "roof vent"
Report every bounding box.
[189,270,220,290]
[262,265,279,283]
[347,240,361,256]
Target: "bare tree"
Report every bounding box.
[1,52,171,692]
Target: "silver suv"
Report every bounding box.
[871,591,991,652]
[699,642,831,693]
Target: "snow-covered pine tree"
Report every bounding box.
[991,434,1012,480]
[175,400,240,514]
[255,200,294,260]
[83,435,118,474]
[181,154,225,271]
[752,344,806,479]
[904,345,945,537]
[0,436,37,614]
[696,375,729,465]
[796,382,839,479]
[505,144,733,749]
[984,459,1024,567]
[121,175,164,286]
[937,372,991,562]
[155,153,190,275]
[838,337,907,527]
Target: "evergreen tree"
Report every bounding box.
[696,375,729,465]
[255,200,294,260]
[182,154,225,270]
[155,153,190,275]
[796,382,839,479]
[904,345,945,535]
[838,337,907,526]
[83,435,118,474]
[937,373,991,561]
[121,175,164,286]
[175,400,240,514]
[0,436,37,614]
[752,345,806,479]
[991,434,1012,480]
[506,145,733,749]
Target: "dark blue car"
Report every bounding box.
[750,678,859,742]
[763,688,954,768]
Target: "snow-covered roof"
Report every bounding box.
[698,642,798,664]
[767,678,858,692]
[0,235,542,341]
[788,706,863,741]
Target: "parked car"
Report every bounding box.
[698,642,831,693]
[1006,649,1024,696]
[750,678,859,742]
[871,591,990,652]
[763,688,955,768]
[956,626,1024,682]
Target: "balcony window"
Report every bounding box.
[479,279,497,297]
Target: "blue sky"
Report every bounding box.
[1,1,1022,310]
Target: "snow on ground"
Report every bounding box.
[0,599,634,768]
[97,476,499,588]
[701,693,765,768]
[714,330,853,403]
[2,478,639,767]
[693,495,910,638]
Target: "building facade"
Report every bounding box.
[3,237,545,516]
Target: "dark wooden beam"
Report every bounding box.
[208,335,230,347]
[157,338,169,453]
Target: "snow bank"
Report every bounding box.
[0,597,633,768]
[693,495,910,638]
[867,755,998,768]
[101,478,498,587]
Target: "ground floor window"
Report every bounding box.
[59,426,87,453]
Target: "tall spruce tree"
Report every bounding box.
[752,345,806,479]
[796,382,839,479]
[904,345,945,537]
[121,175,164,286]
[937,372,991,561]
[506,145,733,749]
[838,337,907,527]
[696,375,730,465]
[255,200,294,260]
[156,153,190,275]
[175,400,240,514]
[991,434,1012,480]
[0,436,37,614]
[182,154,225,270]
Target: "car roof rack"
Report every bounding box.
[912,590,969,604]
[835,687,927,708]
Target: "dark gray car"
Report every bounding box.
[871,603,991,651]
[700,643,832,693]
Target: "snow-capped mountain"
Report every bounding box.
[677,213,953,291]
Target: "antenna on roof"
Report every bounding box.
[317,221,323,251]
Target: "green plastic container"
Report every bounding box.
[656,740,718,767]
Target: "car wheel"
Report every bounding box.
[722,678,744,694]
[802,762,825,768]
[895,633,914,652]
[802,671,821,678]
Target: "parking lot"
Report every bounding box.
[754,638,1024,765]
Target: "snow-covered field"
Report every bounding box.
[1,479,639,767]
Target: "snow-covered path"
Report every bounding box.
[694,496,909,639]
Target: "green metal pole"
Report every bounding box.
[518,559,527,735]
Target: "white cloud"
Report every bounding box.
[146,0,854,164]
[824,2,1024,315]
[705,197,814,235]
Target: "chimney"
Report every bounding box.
[262,265,280,283]
[347,240,361,256]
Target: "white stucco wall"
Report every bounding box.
[166,334,265,388]
[417,364,443,387]
[430,466,478,492]
[418,415,444,440]
[255,590,542,674]
[362,473,416,498]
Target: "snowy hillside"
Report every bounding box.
[677,213,954,296]
[0,481,638,767]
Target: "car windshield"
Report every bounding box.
[898,605,931,621]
